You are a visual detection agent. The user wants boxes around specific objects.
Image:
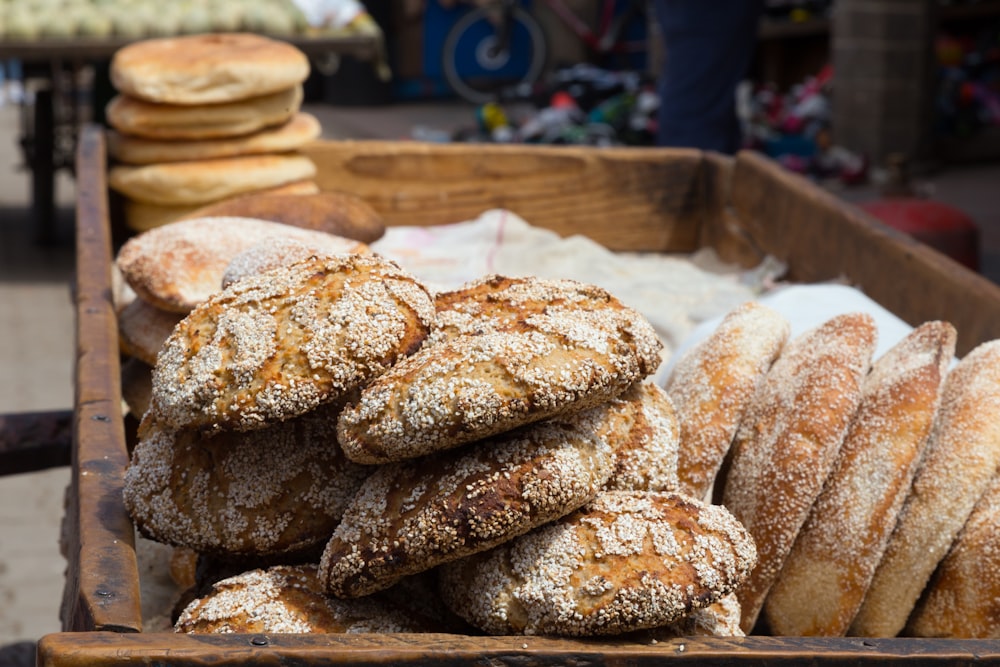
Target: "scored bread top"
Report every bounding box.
[667,301,789,500]
[111,33,310,105]
[123,405,372,557]
[849,338,1000,637]
[116,216,369,313]
[337,275,663,464]
[148,253,435,433]
[175,564,436,634]
[319,410,616,599]
[104,86,303,141]
[763,321,955,637]
[437,490,757,636]
[721,311,877,633]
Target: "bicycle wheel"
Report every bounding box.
[441,5,548,105]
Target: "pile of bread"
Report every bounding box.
[105,33,325,233]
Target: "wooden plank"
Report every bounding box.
[0,409,72,475]
[37,631,1000,666]
[62,124,142,634]
[730,150,1000,356]
[302,140,706,253]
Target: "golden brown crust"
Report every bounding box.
[179,191,386,244]
[117,297,184,366]
[850,339,1000,637]
[148,253,435,433]
[906,472,1000,638]
[337,275,663,464]
[111,33,310,105]
[107,110,319,163]
[116,216,368,313]
[105,86,303,141]
[437,490,757,636]
[175,565,435,634]
[123,405,372,557]
[666,301,789,500]
[763,321,955,636]
[592,380,680,493]
[319,411,616,598]
[108,154,317,206]
[720,312,877,634]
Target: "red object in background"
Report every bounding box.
[860,198,981,271]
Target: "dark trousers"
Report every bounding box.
[654,0,764,153]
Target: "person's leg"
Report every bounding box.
[654,0,764,153]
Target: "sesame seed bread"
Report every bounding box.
[635,593,745,639]
[115,216,369,313]
[122,406,372,558]
[107,111,320,163]
[123,180,321,233]
[593,380,681,493]
[105,86,303,141]
[108,154,318,207]
[849,339,1000,637]
[763,321,956,636]
[179,191,386,244]
[221,237,341,289]
[906,471,1000,638]
[721,312,877,634]
[666,301,790,500]
[337,276,663,465]
[319,411,616,598]
[437,490,757,636]
[175,564,435,634]
[111,33,310,105]
[117,297,184,366]
[148,253,435,433]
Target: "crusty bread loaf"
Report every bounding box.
[763,321,956,636]
[337,276,663,464]
[105,86,303,141]
[116,216,368,313]
[721,312,877,633]
[849,339,1000,637]
[109,154,317,206]
[906,471,1000,638]
[123,405,371,557]
[437,490,756,636]
[319,410,616,598]
[666,301,789,500]
[593,380,681,493]
[122,180,320,233]
[179,191,386,244]
[175,564,436,634]
[117,296,184,366]
[108,110,319,163]
[148,253,435,433]
[111,33,310,105]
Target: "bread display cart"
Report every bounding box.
[24,124,1000,665]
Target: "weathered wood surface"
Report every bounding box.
[731,150,1000,356]
[0,409,72,475]
[37,631,1000,667]
[61,124,142,635]
[302,140,707,253]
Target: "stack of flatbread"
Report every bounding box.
[105,33,322,232]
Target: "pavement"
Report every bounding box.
[0,79,999,660]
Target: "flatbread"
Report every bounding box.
[108,111,320,164]
[109,154,317,206]
[111,33,310,104]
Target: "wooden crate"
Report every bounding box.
[40,124,1000,666]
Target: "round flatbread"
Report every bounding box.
[108,110,319,163]
[117,297,184,366]
[108,154,317,206]
[437,490,757,636]
[105,86,303,141]
[111,33,310,104]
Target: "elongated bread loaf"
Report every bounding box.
[764,321,955,636]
